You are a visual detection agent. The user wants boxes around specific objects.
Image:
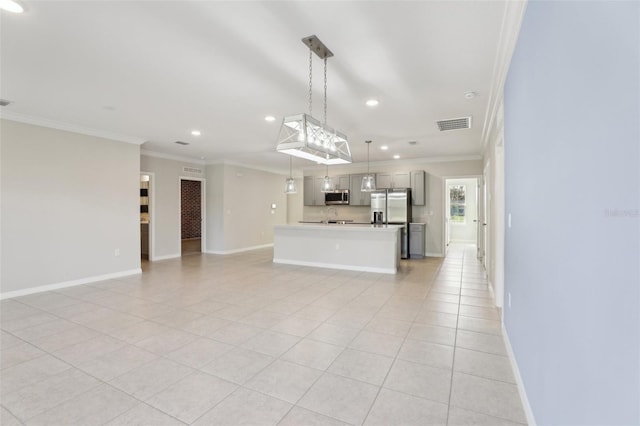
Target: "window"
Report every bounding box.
[449,185,466,223]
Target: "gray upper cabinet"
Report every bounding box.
[303,176,327,206]
[304,171,420,206]
[410,170,426,206]
[349,174,371,206]
[393,172,411,188]
[336,175,351,190]
[303,176,315,206]
[376,173,393,189]
[376,172,410,189]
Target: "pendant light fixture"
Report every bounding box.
[284,156,297,194]
[320,162,333,192]
[276,35,352,165]
[361,140,376,192]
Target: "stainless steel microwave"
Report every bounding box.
[325,190,350,205]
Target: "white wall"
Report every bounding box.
[447,178,478,243]
[301,159,483,256]
[212,163,288,253]
[140,154,205,260]
[141,157,289,256]
[483,99,505,308]
[205,163,225,253]
[285,177,304,224]
[1,120,140,297]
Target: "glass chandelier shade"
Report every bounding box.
[276,113,351,165]
[361,175,376,192]
[284,178,297,194]
[320,163,333,192]
[361,140,376,192]
[284,156,297,194]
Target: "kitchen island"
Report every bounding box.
[273,223,403,274]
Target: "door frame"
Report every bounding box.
[482,161,491,268]
[442,175,483,257]
[140,171,155,261]
[178,176,206,254]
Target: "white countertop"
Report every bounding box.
[275,223,403,232]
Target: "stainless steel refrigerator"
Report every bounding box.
[371,188,412,258]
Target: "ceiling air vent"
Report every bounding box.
[183,167,203,174]
[175,141,189,146]
[436,116,472,132]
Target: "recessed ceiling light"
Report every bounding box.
[408,141,417,145]
[265,115,276,122]
[0,99,12,107]
[380,145,389,151]
[191,130,201,136]
[393,154,400,160]
[365,99,379,107]
[175,141,189,146]
[0,0,24,13]
[464,91,477,99]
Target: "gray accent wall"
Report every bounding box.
[1,120,141,295]
[504,2,639,424]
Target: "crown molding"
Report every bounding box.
[481,0,528,151]
[0,111,146,145]
[207,159,289,176]
[140,149,206,165]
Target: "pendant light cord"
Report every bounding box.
[308,47,313,117]
[323,57,328,125]
[289,156,293,179]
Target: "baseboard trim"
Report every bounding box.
[273,258,396,275]
[426,251,444,257]
[206,243,273,255]
[0,268,142,300]
[502,323,537,426]
[151,253,181,261]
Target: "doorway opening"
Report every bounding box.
[444,177,481,257]
[180,178,204,255]
[140,173,152,261]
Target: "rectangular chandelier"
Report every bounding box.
[276,113,352,165]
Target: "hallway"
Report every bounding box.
[1,245,525,425]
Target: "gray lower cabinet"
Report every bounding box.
[409,223,426,258]
[349,174,371,206]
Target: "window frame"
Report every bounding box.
[449,184,467,225]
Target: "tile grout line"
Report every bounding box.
[360,256,445,425]
[444,249,466,426]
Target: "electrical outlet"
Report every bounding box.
[508,292,512,308]
[114,248,120,256]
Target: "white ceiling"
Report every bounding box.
[1,1,516,173]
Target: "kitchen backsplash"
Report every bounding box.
[303,205,431,225]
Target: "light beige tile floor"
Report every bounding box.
[0,244,527,425]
